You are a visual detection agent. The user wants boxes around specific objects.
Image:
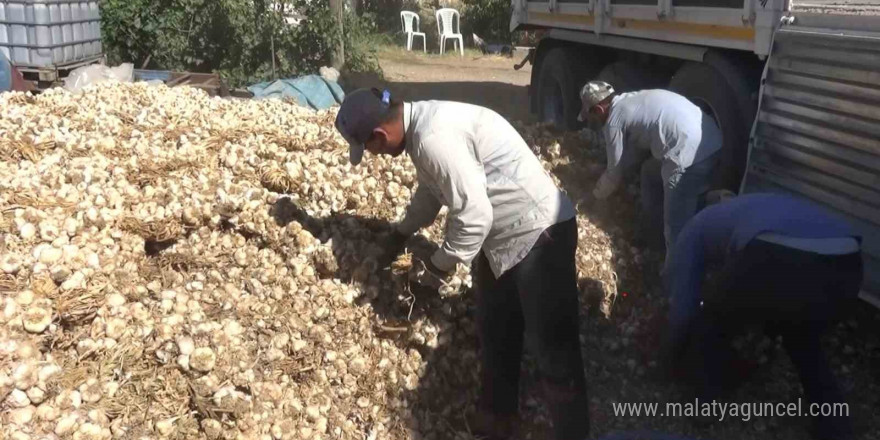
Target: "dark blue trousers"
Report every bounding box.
[685,240,862,439]
[474,218,590,440]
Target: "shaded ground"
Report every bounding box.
[341,46,534,123]
[338,45,880,440]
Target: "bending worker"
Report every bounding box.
[334,88,590,440]
[664,192,862,440]
[580,81,721,265]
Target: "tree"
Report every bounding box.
[329,0,345,69]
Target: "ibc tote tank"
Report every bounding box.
[30,0,53,66]
[0,0,103,69]
[60,1,72,62]
[49,0,62,62]
[89,1,100,56]
[0,3,7,60]
[70,1,81,59]
[2,1,29,65]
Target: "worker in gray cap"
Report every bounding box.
[335,88,589,440]
[579,81,722,267]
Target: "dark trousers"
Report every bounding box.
[474,218,589,439]
[685,239,862,438]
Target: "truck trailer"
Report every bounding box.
[511,0,880,305]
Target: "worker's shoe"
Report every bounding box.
[542,380,590,440]
[468,410,517,440]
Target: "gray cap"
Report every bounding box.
[335,88,391,165]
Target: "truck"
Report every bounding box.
[511,0,880,305]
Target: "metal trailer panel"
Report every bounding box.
[741,18,880,307]
[512,0,784,55]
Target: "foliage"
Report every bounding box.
[360,0,422,35]
[287,0,386,78]
[461,0,513,44]
[100,0,383,88]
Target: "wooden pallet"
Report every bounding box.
[134,70,234,97]
[16,55,104,89]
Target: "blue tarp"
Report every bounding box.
[247,75,345,110]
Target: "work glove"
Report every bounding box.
[378,229,410,270]
[592,172,621,200]
[409,256,454,290]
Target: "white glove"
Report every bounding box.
[592,172,621,200]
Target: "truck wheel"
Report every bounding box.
[668,62,749,191]
[596,61,652,93]
[536,48,594,131]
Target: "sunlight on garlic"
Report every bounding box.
[0,82,620,440]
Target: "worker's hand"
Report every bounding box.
[592,172,620,200]
[424,257,454,279]
[378,229,410,269]
[409,257,454,290]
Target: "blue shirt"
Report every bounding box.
[666,193,860,348]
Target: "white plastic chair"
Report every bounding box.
[435,8,463,57]
[400,11,426,53]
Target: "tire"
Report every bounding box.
[595,61,652,94]
[536,48,596,131]
[668,62,750,191]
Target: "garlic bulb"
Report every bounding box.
[0,83,626,440]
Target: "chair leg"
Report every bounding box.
[421,36,426,53]
[440,36,445,55]
[459,37,464,57]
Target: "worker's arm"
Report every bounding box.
[594,125,625,199]
[397,183,443,236]
[419,134,493,273]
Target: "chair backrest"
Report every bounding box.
[435,8,459,36]
[400,11,419,33]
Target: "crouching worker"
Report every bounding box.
[579,81,722,267]
[663,192,863,440]
[334,89,590,440]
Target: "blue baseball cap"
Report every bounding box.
[335,88,392,165]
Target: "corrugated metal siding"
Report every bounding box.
[742,19,880,307]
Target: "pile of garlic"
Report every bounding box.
[0,82,619,440]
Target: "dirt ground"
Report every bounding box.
[339,46,880,440]
[341,46,535,123]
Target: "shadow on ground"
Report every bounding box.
[340,72,534,123]
[268,197,484,438]
[268,196,608,439]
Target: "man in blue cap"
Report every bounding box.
[663,192,863,440]
[335,88,589,440]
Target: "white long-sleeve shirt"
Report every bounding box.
[396,101,576,278]
[596,89,723,197]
